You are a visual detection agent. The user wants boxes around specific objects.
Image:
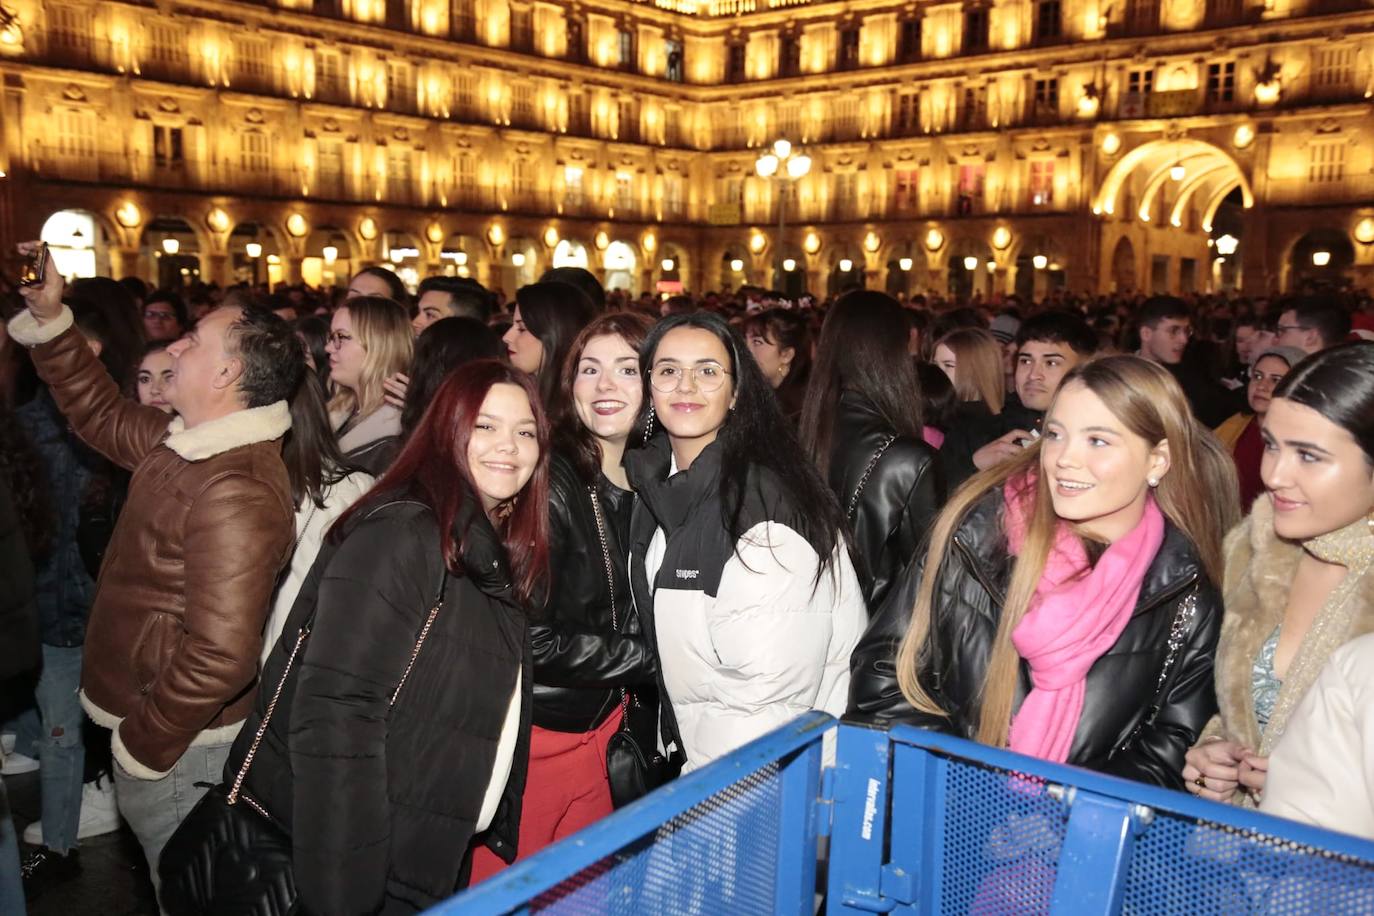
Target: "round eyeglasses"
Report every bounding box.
[649,363,733,393]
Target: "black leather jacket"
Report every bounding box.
[530,452,658,733]
[848,487,1221,789]
[828,391,945,611]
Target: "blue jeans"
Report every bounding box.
[115,739,233,908]
[7,645,85,854]
[0,779,25,916]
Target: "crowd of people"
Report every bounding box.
[1,243,1373,914]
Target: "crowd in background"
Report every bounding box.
[1,249,1373,915]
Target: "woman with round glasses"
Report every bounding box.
[624,312,867,771]
[326,296,413,474]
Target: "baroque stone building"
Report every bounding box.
[0,0,1371,297]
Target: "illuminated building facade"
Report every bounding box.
[0,0,1371,296]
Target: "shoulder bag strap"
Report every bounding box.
[589,485,632,724]
[228,540,448,805]
[847,435,897,521]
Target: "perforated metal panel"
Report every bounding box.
[1121,808,1374,915]
[529,762,784,914]
[937,759,1068,914]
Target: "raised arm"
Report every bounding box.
[11,244,171,469]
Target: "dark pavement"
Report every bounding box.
[5,769,157,915]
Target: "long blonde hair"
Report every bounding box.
[895,355,1240,748]
[938,327,1006,415]
[328,295,414,418]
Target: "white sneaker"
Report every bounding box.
[22,778,121,845]
[1,752,39,776]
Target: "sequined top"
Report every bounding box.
[1252,626,1282,733]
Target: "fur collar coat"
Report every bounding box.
[1204,497,1374,756]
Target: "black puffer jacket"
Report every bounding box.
[936,394,1043,490]
[847,487,1221,789]
[827,391,945,611]
[531,453,657,734]
[226,495,532,915]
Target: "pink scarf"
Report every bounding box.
[1002,475,1165,763]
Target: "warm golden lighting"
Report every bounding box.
[1311,250,1331,267]
[543,227,559,248]
[1233,125,1255,149]
[804,232,821,255]
[1170,164,1186,182]
[245,242,263,258]
[1254,79,1282,106]
[1356,218,1374,245]
[782,258,797,272]
[425,222,445,244]
[991,227,1012,250]
[511,252,526,267]
[286,213,308,238]
[898,257,914,271]
[322,245,338,264]
[487,223,505,247]
[1102,133,1122,156]
[594,231,610,250]
[749,231,766,254]
[962,256,978,271]
[863,232,880,253]
[359,217,378,241]
[925,229,945,252]
[661,258,675,271]
[161,238,179,256]
[206,208,230,233]
[1215,234,1240,256]
[115,201,141,228]
[730,259,745,272]
[642,231,657,254]
[1033,255,1049,270]
[838,258,853,272]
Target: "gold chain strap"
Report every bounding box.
[588,486,630,719]
[227,574,446,807]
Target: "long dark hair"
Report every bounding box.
[335,360,551,605]
[401,317,504,438]
[515,281,598,409]
[742,308,812,422]
[283,370,355,510]
[1273,341,1374,464]
[294,315,332,393]
[558,311,655,482]
[801,290,924,478]
[635,311,848,577]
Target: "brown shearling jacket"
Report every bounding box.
[10,306,295,779]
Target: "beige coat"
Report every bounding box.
[1263,632,1374,839]
[1202,497,1374,763]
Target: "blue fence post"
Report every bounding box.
[1047,790,1142,916]
[773,739,824,914]
[886,741,945,914]
[827,722,894,914]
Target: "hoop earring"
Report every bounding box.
[642,405,656,441]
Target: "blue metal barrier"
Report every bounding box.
[430,711,833,914]
[828,721,1374,915]
[432,715,1374,914]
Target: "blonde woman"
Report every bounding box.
[850,356,1240,788]
[326,295,413,474]
[933,327,1006,419]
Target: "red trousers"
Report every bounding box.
[469,706,623,884]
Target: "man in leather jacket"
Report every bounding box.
[11,243,302,898]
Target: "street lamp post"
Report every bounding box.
[755,139,811,292]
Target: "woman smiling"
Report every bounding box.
[853,355,1239,787]
[624,312,866,772]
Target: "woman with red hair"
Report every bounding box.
[198,360,550,915]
